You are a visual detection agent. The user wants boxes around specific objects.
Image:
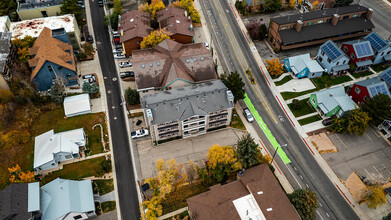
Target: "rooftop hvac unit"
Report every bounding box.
[146,109,153,120]
[227,90,234,101]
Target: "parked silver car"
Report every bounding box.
[114,53,126,59]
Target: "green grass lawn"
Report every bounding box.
[275,75,292,86]
[30,108,108,155]
[93,179,114,195]
[40,156,108,185]
[352,70,374,79]
[161,182,210,215]
[311,74,352,90]
[230,109,245,130]
[101,201,116,213]
[281,89,317,100]
[287,99,316,117]
[298,115,322,125]
[372,64,389,73]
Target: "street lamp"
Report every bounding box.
[271,144,287,164]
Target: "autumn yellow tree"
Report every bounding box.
[138,0,165,19]
[8,164,35,183]
[0,89,14,104]
[140,196,163,220]
[366,185,387,209]
[298,0,303,4]
[289,0,296,8]
[1,130,30,148]
[11,35,36,63]
[266,58,284,76]
[140,29,171,49]
[312,0,319,9]
[173,0,201,24]
[207,144,241,182]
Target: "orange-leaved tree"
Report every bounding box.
[266,58,284,76]
[173,0,201,23]
[138,0,165,20]
[8,164,35,183]
[207,144,241,182]
[140,29,171,49]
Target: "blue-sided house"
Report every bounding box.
[28,27,78,91]
[284,53,324,79]
[379,67,391,89]
[310,86,357,118]
[364,32,391,65]
[316,40,350,76]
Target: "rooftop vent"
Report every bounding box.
[176,20,180,23]
[146,109,153,119]
[193,58,197,62]
[266,208,273,212]
[201,57,204,61]
[186,59,190,63]
[157,62,160,66]
[142,64,145,68]
[257,191,263,195]
[130,18,134,22]
[150,63,153,67]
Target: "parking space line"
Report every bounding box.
[335,133,348,149]
[373,166,386,181]
[365,132,374,143]
[364,168,376,182]
[369,126,381,138]
[382,163,391,175]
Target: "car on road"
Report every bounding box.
[98,0,103,7]
[87,35,93,43]
[113,34,120,44]
[131,129,149,139]
[243,108,254,123]
[204,42,210,50]
[322,117,334,126]
[120,71,135,80]
[113,48,123,54]
[114,53,126,59]
[119,61,132,68]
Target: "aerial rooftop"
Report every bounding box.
[157,6,194,37]
[119,10,152,43]
[0,32,12,73]
[132,39,216,90]
[10,14,75,39]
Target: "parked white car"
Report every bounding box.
[113,48,123,54]
[131,129,149,139]
[114,53,126,59]
[243,108,254,123]
[204,42,210,50]
[119,61,132,68]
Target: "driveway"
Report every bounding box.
[322,126,391,184]
[137,128,247,179]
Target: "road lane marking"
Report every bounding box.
[286,164,302,188]
[211,0,277,123]
[244,94,291,164]
[317,210,325,220]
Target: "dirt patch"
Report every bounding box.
[344,172,367,204]
[309,133,337,153]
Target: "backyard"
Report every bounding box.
[40,156,110,185]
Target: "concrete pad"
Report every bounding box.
[309,133,337,153]
[277,78,316,93]
[137,128,246,179]
[302,120,324,133]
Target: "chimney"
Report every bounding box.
[366,8,373,20]
[329,93,333,97]
[332,14,339,26]
[295,20,303,32]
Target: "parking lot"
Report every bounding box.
[322,127,391,184]
[137,128,247,179]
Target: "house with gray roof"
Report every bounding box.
[379,67,391,88]
[310,86,357,117]
[284,53,324,78]
[141,80,234,141]
[0,183,32,219]
[316,40,350,76]
[349,77,391,104]
[364,32,391,65]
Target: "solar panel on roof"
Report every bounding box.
[322,42,341,60]
[370,85,388,97]
[366,33,387,51]
[355,42,373,58]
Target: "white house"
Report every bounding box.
[28,178,96,220]
[63,94,91,118]
[33,128,86,171]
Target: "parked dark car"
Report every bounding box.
[322,117,334,126]
[120,71,135,80]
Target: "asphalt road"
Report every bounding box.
[356,0,391,37]
[200,0,360,219]
[89,1,140,219]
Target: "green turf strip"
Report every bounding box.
[244,94,291,164]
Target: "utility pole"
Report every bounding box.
[271,144,287,164]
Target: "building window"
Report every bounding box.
[74,215,83,220]
[327,58,331,63]
[136,41,140,44]
[355,87,360,94]
[381,52,384,56]
[307,21,314,26]
[317,20,324,24]
[343,15,349,19]
[318,56,323,63]
[65,155,72,159]
[332,109,337,114]
[387,51,391,55]
[343,47,348,52]
[280,26,287,30]
[350,54,355,59]
[311,98,316,105]
[51,163,55,166]
[66,73,72,77]
[48,65,54,72]
[336,61,339,65]
[41,11,48,17]
[343,60,346,64]
[321,50,325,56]
[352,14,359,18]
[58,66,63,70]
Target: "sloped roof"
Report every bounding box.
[0,183,30,220]
[157,7,194,37]
[133,39,216,90]
[28,27,75,80]
[314,86,356,113]
[379,67,391,87]
[320,40,346,61]
[141,80,233,125]
[63,93,91,117]
[364,32,390,53]
[28,182,40,212]
[356,77,391,98]
[34,128,85,168]
[187,164,300,220]
[119,10,152,43]
[288,53,323,74]
[343,40,374,59]
[41,178,95,220]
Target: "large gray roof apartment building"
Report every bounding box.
[268,4,374,50]
[141,80,234,142]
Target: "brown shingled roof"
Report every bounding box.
[157,7,194,37]
[132,39,216,90]
[28,27,75,80]
[119,10,153,43]
[187,164,301,220]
